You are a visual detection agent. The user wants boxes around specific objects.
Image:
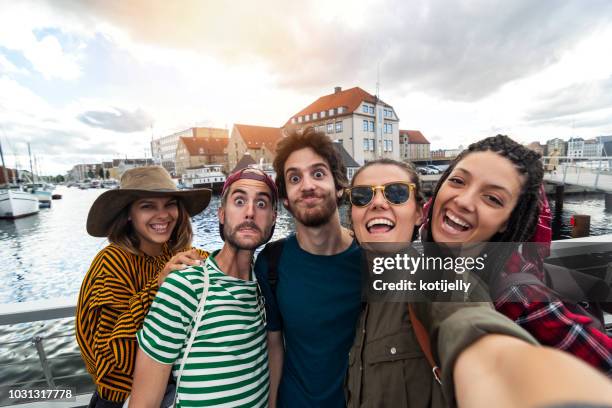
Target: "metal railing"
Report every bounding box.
[0,298,93,405]
[542,156,612,192]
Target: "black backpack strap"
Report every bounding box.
[260,238,287,293]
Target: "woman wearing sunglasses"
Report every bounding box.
[421,135,612,374]
[344,158,612,408]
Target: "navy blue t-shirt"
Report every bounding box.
[254,234,362,408]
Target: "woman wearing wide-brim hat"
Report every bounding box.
[75,166,212,407]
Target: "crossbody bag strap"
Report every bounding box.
[407,303,442,385]
[172,267,210,407]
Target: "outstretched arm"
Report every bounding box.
[454,334,612,408]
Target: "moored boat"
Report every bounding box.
[0,187,40,219]
[181,164,226,193]
[25,182,54,208]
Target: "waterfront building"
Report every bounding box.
[109,159,154,180]
[545,138,567,157]
[151,127,229,175]
[175,136,229,176]
[284,86,400,165]
[332,142,360,181]
[399,130,430,161]
[431,149,445,160]
[0,166,19,184]
[231,153,257,173]
[584,138,603,157]
[567,137,585,158]
[526,141,545,156]
[69,163,100,181]
[599,136,612,157]
[227,124,283,171]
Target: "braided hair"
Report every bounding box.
[424,135,544,278]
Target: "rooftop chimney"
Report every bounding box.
[334,86,342,94]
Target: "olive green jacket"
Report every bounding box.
[345,302,538,408]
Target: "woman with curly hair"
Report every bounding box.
[422,134,612,374]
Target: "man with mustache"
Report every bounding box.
[130,167,277,407]
[255,127,362,407]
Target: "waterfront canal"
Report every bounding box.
[1,186,612,403]
[1,186,612,305]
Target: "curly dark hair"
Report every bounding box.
[273,126,347,204]
[423,134,544,280]
[425,134,543,243]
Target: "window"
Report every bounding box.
[291,118,296,124]
[368,121,374,132]
[369,106,374,114]
[335,121,343,133]
[363,139,374,152]
[321,110,326,118]
[384,140,393,152]
[305,114,310,121]
[329,108,335,116]
[298,116,303,123]
[327,123,333,133]
[388,123,392,133]
[313,112,318,120]
[363,105,369,113]
[338,107,344,114]
[363,119,369,131]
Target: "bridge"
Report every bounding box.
[542,156,612,192]
[415,156,612,197]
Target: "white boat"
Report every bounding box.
[182,164,226,193]
[25,182,54,208]
[0,187,40,219]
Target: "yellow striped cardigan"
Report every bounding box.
[75,243,208,403]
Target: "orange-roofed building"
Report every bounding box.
[399,130,430,161]
[151,127,229,175]
[175,136,229,176]
[228,124,283,171]
[284,86,400,164]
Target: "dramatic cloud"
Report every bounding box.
[77,107,152,132]
[526,76,612,123]
[48,0,612,101]
[0,0,611,174]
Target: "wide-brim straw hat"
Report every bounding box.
[87,166,211,237]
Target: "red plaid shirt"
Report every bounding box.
[495,284,612,375]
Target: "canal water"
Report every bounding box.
[0,186,610,403]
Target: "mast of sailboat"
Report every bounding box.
[28,142,36,183]
[0,138,9,187]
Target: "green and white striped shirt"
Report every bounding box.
[137,252,269,407]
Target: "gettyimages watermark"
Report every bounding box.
[361,241,612,303]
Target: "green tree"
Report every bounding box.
[98,167,104,179]
[105,170,110,179]
[87,170,94,179]
[55,175,65,183]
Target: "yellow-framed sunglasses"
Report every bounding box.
[346,182,416,207]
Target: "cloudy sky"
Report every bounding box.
[1,0,612,175]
